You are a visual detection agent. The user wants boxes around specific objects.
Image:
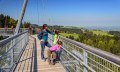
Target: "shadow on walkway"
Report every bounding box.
[33,38,37,72]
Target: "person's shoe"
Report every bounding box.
[48,60,51,65]
[51,59,55,65]
[41,58,46,62]
[51,59,53,65]
[44,58,47,62]
[49,62,52,65]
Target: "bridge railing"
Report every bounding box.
[0,28,29,36]
[48,34,120,72]
[0,30,29,72]
[0,28,14,36]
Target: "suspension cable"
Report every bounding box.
[36,0,40,25]
[41,0,48,24]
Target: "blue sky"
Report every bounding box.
[0,0,120,27]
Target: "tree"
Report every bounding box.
[97,41,106,50]
[0,14,18,28]
[23,22,31,28]
[107,39,115,51]
[69,35,74,40]
[110,43,120,55]
[0,14,5,28]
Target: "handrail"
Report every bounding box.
[0,30,28,46]
[0,30,29,72]
[0,28,28,29]
[60,36,120,66]
[0,33,27,60]
[61,46,95,72]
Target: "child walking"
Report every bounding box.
[47,41,62,65]
[53,30,59,45]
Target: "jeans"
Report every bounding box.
[56,49,62,61]
[41,41,51,60]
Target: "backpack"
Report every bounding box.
[38,32,43,40]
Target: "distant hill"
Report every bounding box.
[85,26,120,31]
[62,26,84,29]
[31,24,39,28]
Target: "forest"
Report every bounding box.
[0,14,31,28]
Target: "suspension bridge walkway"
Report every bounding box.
[0,0,120,72]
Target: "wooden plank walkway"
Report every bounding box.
[14,35,66,72]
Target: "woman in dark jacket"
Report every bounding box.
[37,24,53,60]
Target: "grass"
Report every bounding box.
[92,30,113,37]
[60,30,114,40]
[60,33,79,39]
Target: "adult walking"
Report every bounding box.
[37,24,53,60]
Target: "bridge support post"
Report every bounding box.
[14,0,28,35]
[83,50,88,72]
[11,39,14,68]
[75,61,80,72]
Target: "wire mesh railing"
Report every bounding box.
[0,28,29,36]
[0,28,14,36]
[48,34,120,72]
[0,30,29,72]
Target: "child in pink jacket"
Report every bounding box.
[47,41,62,65]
